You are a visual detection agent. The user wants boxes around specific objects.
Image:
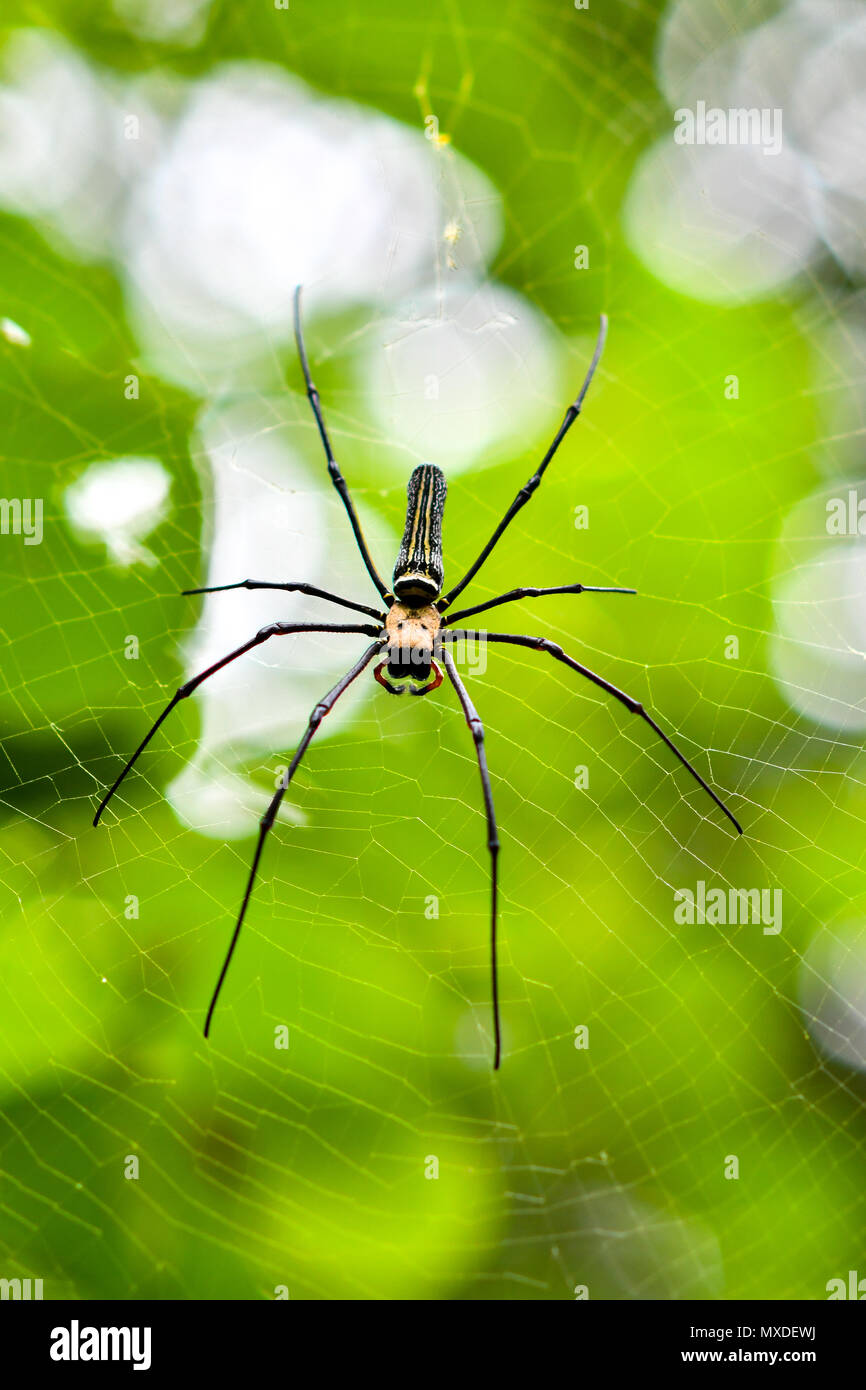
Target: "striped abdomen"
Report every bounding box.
[392,464,447,602]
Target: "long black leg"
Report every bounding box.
[293,286,390,603]
[440,647,502,1070]
[203,640,382,1036]
[444,582,635,626]
[92,621,381,826]
[443,630,743,836]
[439,314,608,611]
[182,578,385,622]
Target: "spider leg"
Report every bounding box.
[443,629,743,836]
[438,314,608,611]
[440,646,502,1070]
[92,621,382,826]
[293,286,390,603]
[444,583,635,626]
[203,639,382,1036]
[182,579,385,622]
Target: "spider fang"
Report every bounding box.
[373,657,444,696]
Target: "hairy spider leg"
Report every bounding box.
[204,640,382,1036]
[440,647,502,1069]
[293,285,390,602]
[439,314,608,611]
[92,622,380,825]
[444,583,636,626]
[182,578,385,622]
[443,629,743,836]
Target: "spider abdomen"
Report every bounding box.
[392,463,447,603]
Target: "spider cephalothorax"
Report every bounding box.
[93,285,743,1070]
[375,595,444,695]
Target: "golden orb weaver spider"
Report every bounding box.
[93,286,743,1069]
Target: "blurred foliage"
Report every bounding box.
[0,0,863,1302]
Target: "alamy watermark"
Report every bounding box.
[50,1321,151,1371]
[383,631,488,678]
[0,497,42,545]
[674,100,783,157]
[827,1269,866,1299]
[826,489,866,536]
[0,1276,43,1299]
[674,880,782,935]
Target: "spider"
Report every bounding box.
[94,286,743,1069]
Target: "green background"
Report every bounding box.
[0,0,862,1300]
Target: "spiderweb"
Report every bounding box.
[0,0,865,1303]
